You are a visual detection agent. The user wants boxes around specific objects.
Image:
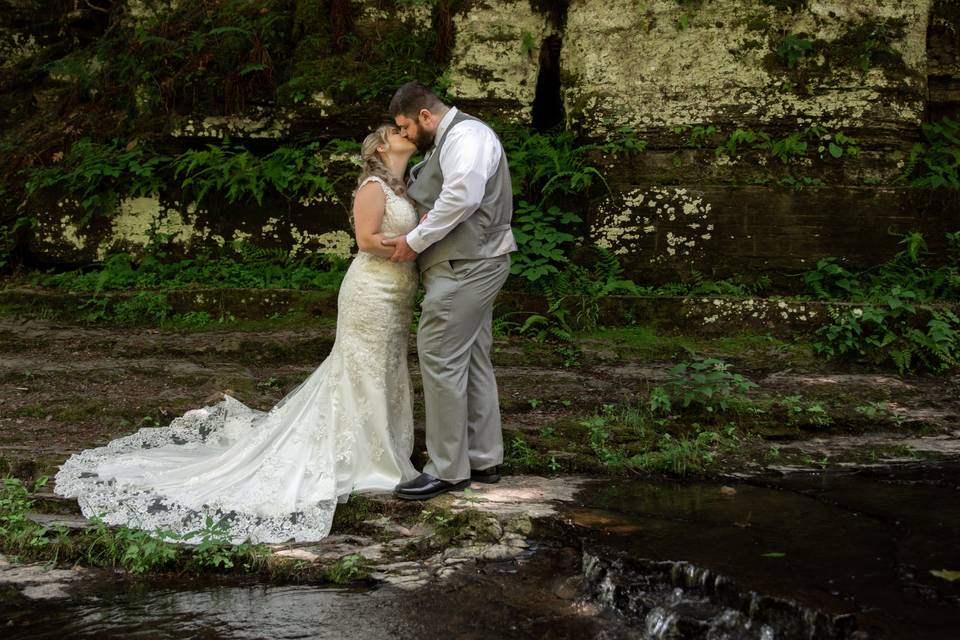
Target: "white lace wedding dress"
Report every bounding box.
[54,177,420,543]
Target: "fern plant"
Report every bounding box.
[497,124,644,286]
[22,139,170,224]
[904,116,960,190]
[172,141,341,207]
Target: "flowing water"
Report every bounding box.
[2,463,958,639]
[568,462,960,639]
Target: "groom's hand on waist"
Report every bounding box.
[382,236,419,263]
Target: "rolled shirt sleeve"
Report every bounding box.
[405,120,502,254]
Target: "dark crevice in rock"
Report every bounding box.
[531,34,564,131]
[926,0,960,122]
[432,0,462,63]
[530,0,568,31]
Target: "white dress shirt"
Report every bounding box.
[406,107,512,256]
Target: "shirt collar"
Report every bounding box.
[432,106,458,150]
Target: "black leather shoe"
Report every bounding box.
[470,465,501,484]
[394,473,471,501]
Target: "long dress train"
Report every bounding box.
[54,177,420,543]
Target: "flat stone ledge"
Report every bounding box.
[0,553,93,601]
[6,286,958,339]
[264,475,592,590]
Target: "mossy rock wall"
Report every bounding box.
[2,0,958,281]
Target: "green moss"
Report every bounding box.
[330,494,382,535]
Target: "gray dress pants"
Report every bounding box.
[418,254,511,482]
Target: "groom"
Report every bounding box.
[382,81,516,500]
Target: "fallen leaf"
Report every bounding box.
[720,486,737,496]
[930,569,960,582]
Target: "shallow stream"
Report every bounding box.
[3,463,957,639]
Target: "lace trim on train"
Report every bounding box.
[54,397,336,544]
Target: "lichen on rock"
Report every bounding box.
[591,187,715,264]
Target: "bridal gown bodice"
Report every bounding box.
[54,177,420,543]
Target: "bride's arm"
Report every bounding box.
[352,182,396,258]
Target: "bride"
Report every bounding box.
[54,125,421,544]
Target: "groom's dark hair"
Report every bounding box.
[389,81,446,119]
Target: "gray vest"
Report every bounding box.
[407,110,516,272]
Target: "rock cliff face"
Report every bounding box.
[1,0,957,281]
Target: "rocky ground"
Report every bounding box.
[1,312,959,604]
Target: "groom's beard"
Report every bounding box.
[413,128,436,153]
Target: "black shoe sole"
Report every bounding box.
[470,473,500,484]
[394,478,471,501]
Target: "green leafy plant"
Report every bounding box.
[775,33,813,69]
[521,31,536,57]
[778,175,826,189]
[505,433,541,469]
[188,517,244,571]
[674,0,704,30]
[22,139,170,224]
[657,357,758,415]
[540,247,642,332]
[172,140,345,208]
[112,292,173,325]
[648,386,672,414]
[716,126,858,165]
[629,430,720,475]
[778,394,832,427]
[0,476,50,552]
[33,244,350,294]
[510,201,581,282]
[815,303,960,374]
[498,125,644,285]
[837,18,907,74]
[768,130,808,162]
[0,473,278,577]
[673,124,718,148]
[855,401,905,426]
[807,232,960,373]
[904,116,960,190]
[580,416,628,466]
[113,524,180,574]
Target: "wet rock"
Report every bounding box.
[26,512,91,530]
[273,548,320,563]
[0,554,90,601]
[583,549,860,640]
[480,544,525,561]
[20,583,71,600]
[448,475,590,520]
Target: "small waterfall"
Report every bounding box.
[581,546,861,639]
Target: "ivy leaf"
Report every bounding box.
[828,142,843,158]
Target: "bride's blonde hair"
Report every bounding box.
[355,124,408,198]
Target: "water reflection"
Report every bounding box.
[8,585,401,639]
[570,462,960,639]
